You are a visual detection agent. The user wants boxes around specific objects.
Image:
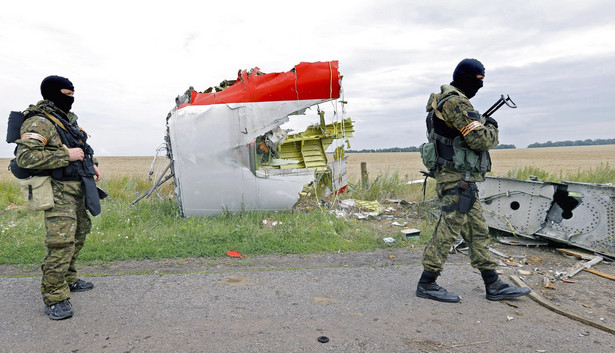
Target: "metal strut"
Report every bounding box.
[131,162,173,205]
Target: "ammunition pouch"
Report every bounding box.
[419,141,438,171]
[18,175,54,211]
[451,137,490,174]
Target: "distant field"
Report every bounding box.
[1,145,614,182]
[344,144,615,182]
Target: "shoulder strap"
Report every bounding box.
[40,110,67,131]
[431,94,457,121]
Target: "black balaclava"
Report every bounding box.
[40,75,75,113]
[450,58,484,99]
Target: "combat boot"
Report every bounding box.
[69,279,94,292]
[45,299,73,320]
[416,282,460,303]
[485,278,531,301]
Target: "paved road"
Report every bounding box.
[1,249,613,352]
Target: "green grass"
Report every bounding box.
[2,163,610,267]
[0,175,423,266]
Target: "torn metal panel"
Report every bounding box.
[164,61,352,216]
[479,176,615,257]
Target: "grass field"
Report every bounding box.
[1,145,613,182]
[1,144,613,265]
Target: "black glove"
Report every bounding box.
[484,116,498,128]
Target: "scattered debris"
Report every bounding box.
[510,275,615,335]
[498,236,548,247]
[5,203,24,210]
[330,209,347,219]
[489,247,510,258]
[583,268,615,281]
[501,301,519,308]
[383,237,395,243]
[226,250,243,258]
[562,256,603,278]
[262,218,282,227]
[543,276,556,289]
[339,199,356,208]
[556,248,597,260]
[402,179,425,185]
[317,336,329,343]
[401,228,420,239]
[386,199,413,206]
[354,200,384,214]
[450,236,465,253]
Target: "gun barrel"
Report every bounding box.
[483,96,505,117]
[483,94,516,118]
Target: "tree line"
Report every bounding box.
[527,138,615,148]
[346,144,516,153]
[346,138,614,153]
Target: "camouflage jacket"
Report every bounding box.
[16,100,76,170]
[427,84,498,183]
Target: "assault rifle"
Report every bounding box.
[483,94,517,118]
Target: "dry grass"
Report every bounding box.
[343,144,615,182]
[1,145,613,182]
[0,156,164,181]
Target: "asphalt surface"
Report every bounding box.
[1,248,614,353]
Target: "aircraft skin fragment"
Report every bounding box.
[166,61,349,216]
[479,176,615,258]
[182,61,340,106]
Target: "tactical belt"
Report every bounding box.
[441,204,457,212]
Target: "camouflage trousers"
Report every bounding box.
[41,180,91,305]
[422,180,498,274]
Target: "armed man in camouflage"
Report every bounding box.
[15,75,102,320]
[416,59,530,303]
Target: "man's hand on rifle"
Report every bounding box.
[484,116,498,128]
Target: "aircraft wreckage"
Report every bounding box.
[133,61,613,259]
[134,61,354,216]
[478,177,615,259]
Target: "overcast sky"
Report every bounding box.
[1,0,614,158]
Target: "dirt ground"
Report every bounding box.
[1,242,613,352]
[2,242,613,324]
